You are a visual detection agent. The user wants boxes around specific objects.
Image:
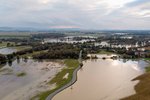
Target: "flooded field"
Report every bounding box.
[0,59,64,100]
[95,41,139,49]
[44,36,95,43]
[53,55,148,100]
[0,47,17,54]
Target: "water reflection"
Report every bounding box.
[17,58,20,64]
[53,57,148,100]
[0,48,17,55]
[8,60,12,67]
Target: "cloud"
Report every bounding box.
[0,0,149,30]
[124,0,150,18]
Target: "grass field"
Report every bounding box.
[0,32,31,38]
[122,72,150,100]
[98,50,114,54]
[31,59,79,100]
[11,46,32,51]
[16,72,26,77]
[21,50,48,58]
[0,34,30,40]
[144,58,150,61]
[122,59,150,100]
[0,41,32,51]
[0,42,15,47]
[145,66,150,72]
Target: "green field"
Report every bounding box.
[21,50,48,58]
[0,32,31,39]
[16,72,26,77]
[98,50,114,54]
[122,59,150,100]
[144,58,150,61]
[11,46,32,51]
[0,42,15,47]
[0,41,32,50]
[145,66,150,72]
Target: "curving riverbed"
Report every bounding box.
[53,55,148,100]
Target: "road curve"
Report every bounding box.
[46,65,81,100]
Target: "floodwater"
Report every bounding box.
[95,41,139,49]
[0,47,17,54]
[53,55,148,100]
[44,36,95,43]
[0,59,63,100]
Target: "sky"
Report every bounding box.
[0,0,150,30]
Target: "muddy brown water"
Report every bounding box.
[53,55,148,100]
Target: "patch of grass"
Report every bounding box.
[16,72,26,77]
[31,89,58,100]
[121,72,150,100]
[0,34,30,38]
[64,59,79,68]
[32,59,79,100]
[122,60,150,100]
[0,68,13,75]
[98,50,114,54]
[145,66,150,72]
[0,68,12,73]
[21,50,48,58]
[144,58,150,61]
[0,42,15,47]
[12,46,32,51]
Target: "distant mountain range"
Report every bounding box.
[0,27,149,33]
[0,27,81,32]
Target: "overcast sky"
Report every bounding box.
[0,0,150,30]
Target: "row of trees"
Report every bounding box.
[0,43,87,61]
[32,43,87,59]
[0,54,7,64]
[32,33,65,39]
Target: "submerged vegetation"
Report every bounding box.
[145,66,150,72]
[98,50,114,54]
[16,72,26,77]
[0,42,15,47]
[0,43,87,65]
[0,32,150,100]
[32,59,79,100]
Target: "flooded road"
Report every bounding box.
[53,55,147,100]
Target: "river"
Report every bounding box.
[53,55,148,100]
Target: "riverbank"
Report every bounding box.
[46,60,81,100]
[52,56,146,100]
[31,59,79,100]
[122,59,150,100]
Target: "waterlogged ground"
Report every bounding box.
[0,47,17,54]
[53,55,148,100]
[0,59,64,100]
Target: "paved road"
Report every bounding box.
[46,51,82,100]
[46,65,81,100]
